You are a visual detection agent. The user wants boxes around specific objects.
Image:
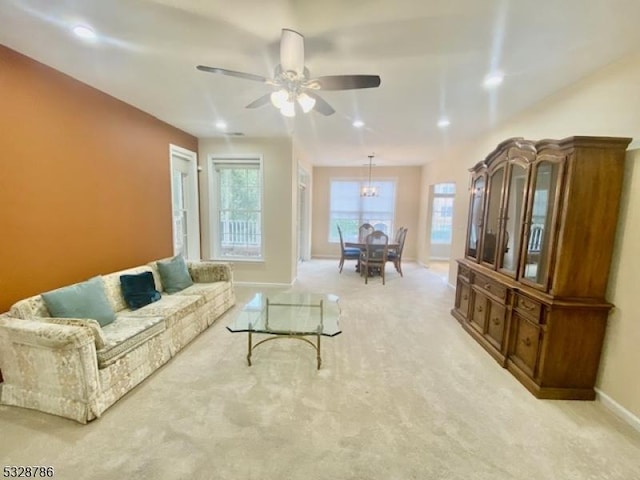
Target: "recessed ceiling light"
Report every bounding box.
[352,120,365,128]
[72,25,97,40]
[483,72,504,89]
[437,118,451,128]
[215,121,227,130]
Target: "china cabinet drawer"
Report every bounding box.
[514,293,543,322]
[474,274,507,302]
[458,264,471,282]
[510,313,542,377]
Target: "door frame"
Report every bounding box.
[297,165,310,262]
[169,144,201,260]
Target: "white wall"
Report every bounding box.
[198,136,296,285]
[418,51,640,418]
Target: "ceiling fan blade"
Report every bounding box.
[196,65,268,83]
[280,28,305,75]
[306,92,335,116]
[309,75,381,91]
[246,94,272,109]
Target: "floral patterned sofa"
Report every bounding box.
[0,259,235,423]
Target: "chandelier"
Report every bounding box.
[361,154,378,197]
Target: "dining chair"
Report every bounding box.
[360,230,389,285]
[358,223,375,242]
[388,227,407,277]
[337,225,360,273]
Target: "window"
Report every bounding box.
[210,157,263,260]
[430,183,455,244]
[328,180,396,243]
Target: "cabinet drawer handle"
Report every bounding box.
[477,305,483,312]
[484,283,492,290]
[463,294,468,300]
[521,337,532,347]
[492,317,500,325]
[520,301,536,311]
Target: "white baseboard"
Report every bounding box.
[595,388,640,432]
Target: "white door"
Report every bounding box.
[170,145,200,260]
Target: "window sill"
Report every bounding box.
[210,257,265,264]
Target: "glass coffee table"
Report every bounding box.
[227,292,341,369]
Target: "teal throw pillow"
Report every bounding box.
[42,276,116,327]
[157,255,193,294]
[120,271,161,310]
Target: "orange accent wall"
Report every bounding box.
[0,45,198,313]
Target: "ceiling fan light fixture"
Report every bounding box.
[297,92,316,113]
[280,100,296,117]
[270,89,289,108]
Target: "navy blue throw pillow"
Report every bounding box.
[120,272,161,310]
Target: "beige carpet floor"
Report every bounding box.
[1,260,640,480]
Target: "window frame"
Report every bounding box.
[208,154,264,262]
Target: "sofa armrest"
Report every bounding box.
[0,317,95,349]
[0,317,100,404]
[187,261,234,283]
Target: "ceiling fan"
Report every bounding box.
[196,28,381,117]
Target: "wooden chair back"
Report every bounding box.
[358,223,375,242]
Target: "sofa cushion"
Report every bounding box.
[123,294,203,329]
[157,255,193,293]
[173,282,230,304]
[120,272,161,310]
[97,315,165,368]
[41,277,116,327]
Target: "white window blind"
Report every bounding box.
[328,180,396,243]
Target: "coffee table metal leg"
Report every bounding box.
[316,332,321,369]
[247,330,252,366]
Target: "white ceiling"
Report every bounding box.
[2,0,640,166]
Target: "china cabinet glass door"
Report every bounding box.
[480,166,505,267]
[466,175,486,260]
[498,162,528,276]
[521,157,563,288]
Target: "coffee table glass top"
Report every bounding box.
[227,292,341,337]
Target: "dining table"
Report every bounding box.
[345,241,400,250]
[344,241,400,273]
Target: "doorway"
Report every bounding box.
[170,145,200,260]
[428,182,455,260]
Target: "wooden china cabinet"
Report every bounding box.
[451,136,631,400]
